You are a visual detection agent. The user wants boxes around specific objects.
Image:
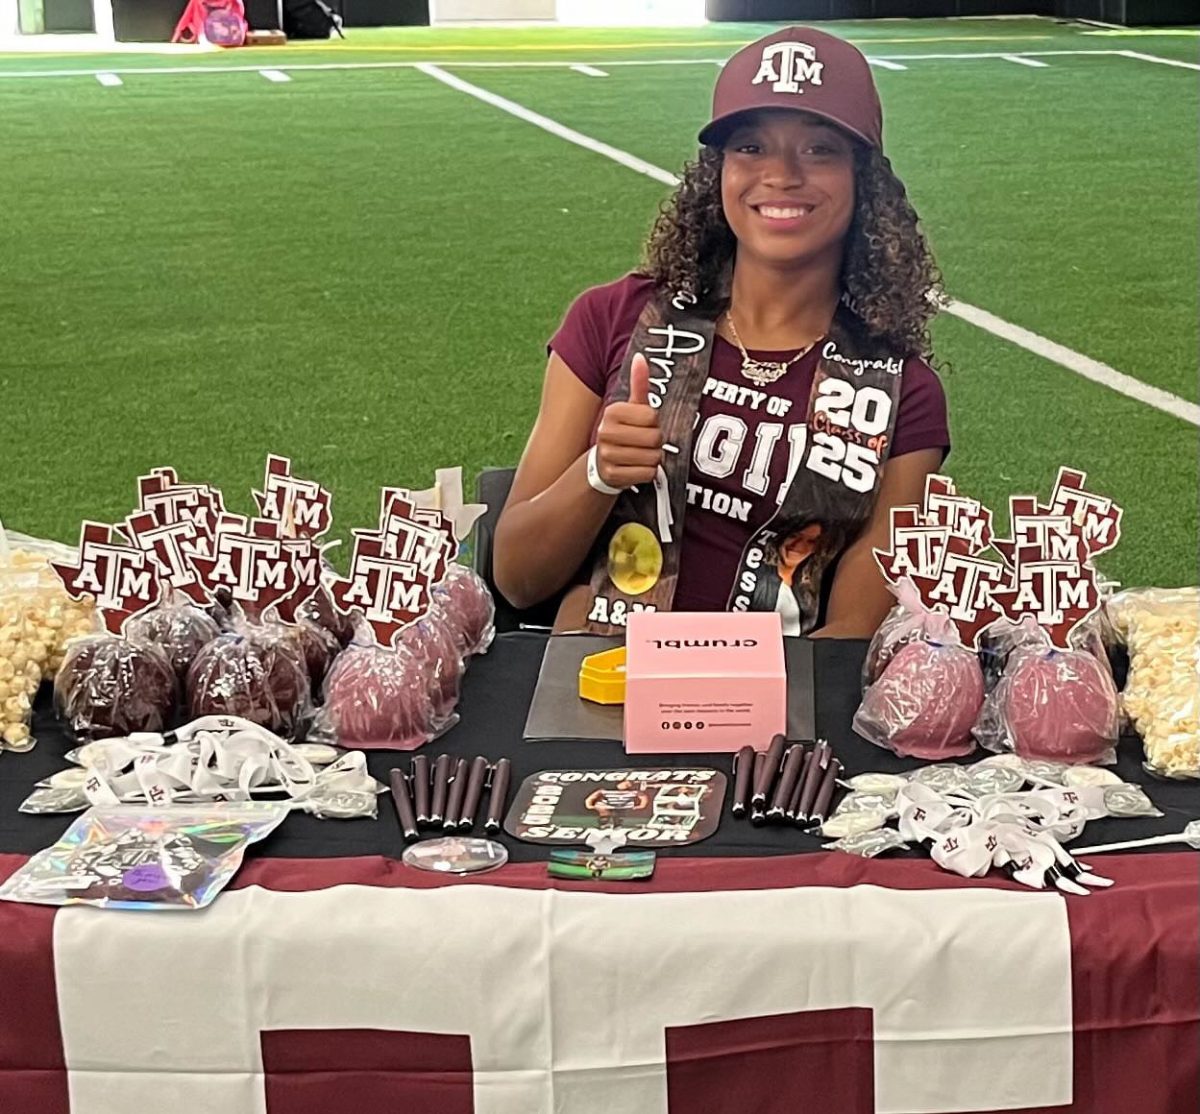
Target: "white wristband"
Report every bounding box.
[586,445,623,497]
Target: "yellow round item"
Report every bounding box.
[608,524,662,596]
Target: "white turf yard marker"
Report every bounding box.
[259,69,291,83]
[416,63,678,187]
[1117,49,1200,72]
[1002,54,1049,67]
[943,301,1200,427]
[0,51,1134,80]
[868,58,907,71]
[95,72,122,87]
[419,63,1200,429]
[0,50,1138,81]
[570,64,608,77]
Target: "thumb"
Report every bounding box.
[628,353,652,407]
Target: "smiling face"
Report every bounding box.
[779,522,824,577]
[719,109,857,273]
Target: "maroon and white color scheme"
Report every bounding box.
[550,274,950,614]
[0,851,1195,1113]
[698,26,885,150]
[50,523,163,635]
[328,495,455,648]
[119,510,211,608]
[922,474,994,555]
[52,465,331,633]
[991,547,1101,651]
[872,475,1005,650]
[1045,468,1122,561]
[872,471,1122,652]
[253,456,334,542]
[271,538,324,626]
[991,472,1121,650]
[135,467,226,547]
[191,516,320,622]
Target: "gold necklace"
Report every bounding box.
[724,311,816,387]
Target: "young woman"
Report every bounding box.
[494,26,948,638]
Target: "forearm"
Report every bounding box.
[812,543,895,640]
[493,452,617,609]
[813,450,943,640]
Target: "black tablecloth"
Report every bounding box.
[1,634,1195,864]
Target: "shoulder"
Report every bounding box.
[892,355,950,459]
[548,272,659,395]
[565,272,658,329]
[900,355,944,403]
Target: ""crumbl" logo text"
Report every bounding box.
[648,638,758,649]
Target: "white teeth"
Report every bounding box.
[758,205,810,219]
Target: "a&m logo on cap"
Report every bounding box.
[752,40,824,95]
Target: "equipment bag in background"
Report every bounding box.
[172,0,247,46]
[282,0,344,38]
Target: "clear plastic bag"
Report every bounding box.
[3,530,99,678]
[854,581,983,760]
[186,622,311,738]
[312,641,436,751]
[397,601,463,733]
[433,563,495,657]
[0,803,288,910]
[0,568,43,751]
[271,615,340,701]
[54,633,178,740]
[974,623,1119,767]
[1106,587,1198,778]
[297,583,356,649]
[126,595,221,682]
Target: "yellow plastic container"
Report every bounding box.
[579,645,627,705]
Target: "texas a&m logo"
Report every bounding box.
[991,545,1100,649]
[51,522,163,634]
[190,516,298,619]
[752,41,824,95]
[120,509,211,607]
[252,454,334,541]
[911,545,1007,649]
[328,494,455,647]
[136,467,225,540]
[1046,467,1122,559]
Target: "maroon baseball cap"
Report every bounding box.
[699,27,883,150]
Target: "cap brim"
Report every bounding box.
[698,106,876,150]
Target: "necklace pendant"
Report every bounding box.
[741,359,788,387]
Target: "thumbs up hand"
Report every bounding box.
[593,354,664,491]
[628,351,652,407]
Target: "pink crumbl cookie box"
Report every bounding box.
[624,611,786,754]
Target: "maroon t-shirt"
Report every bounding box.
[548,273,951,612]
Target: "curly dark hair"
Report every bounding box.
[642,142,943,359]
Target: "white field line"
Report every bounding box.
[259,69,291,83]
[1002,54,1049,67]
[941,302,1200,426]
[1072,17,1127,30]
[570,64,607,77]
[417,62,678,187]
[869,58,907,71]
[1116,49,1200,72]
[94,72,122,86]
[0,49,1138,80]
[419,63,1200,428]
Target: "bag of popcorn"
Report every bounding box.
[1108,587,1199,779]
[3,530,98,678]
[0,567,44,752]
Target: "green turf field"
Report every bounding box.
[0,18,1196,590]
